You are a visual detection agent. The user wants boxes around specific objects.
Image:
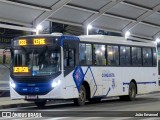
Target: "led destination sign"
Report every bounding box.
[19,39,27,46]
[16,38,48,46]
[14,67,29,73]
[33,38,45,45]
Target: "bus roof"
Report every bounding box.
[16,34,62,38]
[79,35,156,47]
[14,34,79,40]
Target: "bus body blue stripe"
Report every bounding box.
[105,87,111,97]
[123,81,156,85]
[86,66,97,98]
[15,82,52,95]
[72,66,84,92]
[92,87,111,98]
[82,66,98,97]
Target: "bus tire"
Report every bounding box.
[128,82,136,101]
[127,82,136,101]
[35,100,46,108]
[120,82,136,101]
[74,85,86,106]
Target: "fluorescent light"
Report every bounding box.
[156,38,160,43]
[101,46,105,51]
[125,31,130,39]
[87,24,92,30]
[36,25,42,31]
[36,24,43,35]
[87,24,93,35]
[95,50,100,54]
[108,51,113,55]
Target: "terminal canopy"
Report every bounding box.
[0,0,160,41]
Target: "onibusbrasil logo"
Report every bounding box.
[2,112,42,118]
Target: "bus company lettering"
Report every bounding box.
[102,70,116,89]
[102,70,115,78]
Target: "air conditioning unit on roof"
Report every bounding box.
[51,33,63,36]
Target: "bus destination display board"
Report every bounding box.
[14,38,53,46]
[14,67,29,73]
[19,39,27,46]
[33,38,46,45]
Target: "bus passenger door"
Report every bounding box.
[64,48,75,76]
[63,40,79,98]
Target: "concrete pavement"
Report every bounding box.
[0,91,160,110]
[0,97,34,109]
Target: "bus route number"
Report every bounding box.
[33,38,46,45]
[19,39,27,46]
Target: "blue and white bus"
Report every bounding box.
[9,33,158,107]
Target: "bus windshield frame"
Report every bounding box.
[11,37,61,77]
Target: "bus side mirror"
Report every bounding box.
[2,48,11,70]
[3,54,6,64]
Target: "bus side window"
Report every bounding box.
[93,44,106,66]
[69,49,75,66]
[152,48,157,66]
[120,46,131,66]
[64,49,75,67]
[142,47,152,66]
[64,49,68,67]
[79,43,92,65]
[107,45,119,66]
[132,47,142,66]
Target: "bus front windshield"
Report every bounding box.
[12,46,61,76]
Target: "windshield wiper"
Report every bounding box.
[20,46,26,53]
[31,49,35,71]
[39,45,48,56]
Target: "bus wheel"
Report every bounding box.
[120,82,136,101]
[128,82,136,101]
[35,100,46,108]
[126,82,136,101]
[89,98,101,103]
[74,85,86,106]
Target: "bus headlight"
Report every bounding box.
[10,81,16,89]
[51,80,61,88]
